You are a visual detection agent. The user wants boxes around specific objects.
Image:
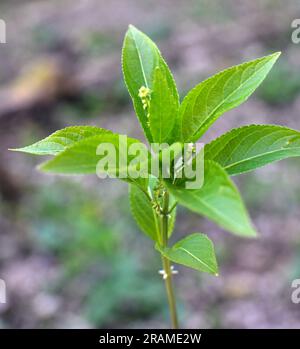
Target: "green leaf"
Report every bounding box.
[39,133,150,182]
[122,25,179,143]
[179,52,281,142]
[166,160,256,237]
[205,124,300,175]
[129,180,176,242]
[129,184,159,241]
[157,233,218,275]
[11,126,112,155]
[149,67,178,143]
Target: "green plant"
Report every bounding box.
[11,25,300,329]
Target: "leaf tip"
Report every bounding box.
[127,24,139,34]
[8,146,29,153]
[245,228,259,238]
[272,51,281,60]
[267,51,281,64]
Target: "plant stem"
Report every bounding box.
[161,190,179,329]
[161,256,178,329]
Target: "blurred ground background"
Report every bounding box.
[1,0,300,329]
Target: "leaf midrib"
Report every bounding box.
[222,146,300,172]
[187,189,251,234]
[188,58,273,140]
[177,246,215,273]
[171,182,253,235]
[130,30,149,88]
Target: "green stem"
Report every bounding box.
[161,190,179,329]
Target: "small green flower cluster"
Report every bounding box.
[138,86,151,125]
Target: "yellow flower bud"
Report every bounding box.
[138,86,151,99]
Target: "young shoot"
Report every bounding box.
[11,25,300,329]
